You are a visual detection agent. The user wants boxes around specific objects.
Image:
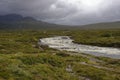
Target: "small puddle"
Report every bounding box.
[38,36,120,59]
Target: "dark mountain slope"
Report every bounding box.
[0,14,67,30]
[0,14,120,30]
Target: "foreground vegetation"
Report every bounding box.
[0,29,120,80]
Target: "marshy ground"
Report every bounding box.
[0,29,120,80]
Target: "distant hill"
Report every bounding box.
[0,14,37,23]
[0,14,67,30]
[0,14,120,30]
[76,21,120,29]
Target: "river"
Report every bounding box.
[38,36,120,59]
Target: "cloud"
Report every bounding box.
[0,0,120,25]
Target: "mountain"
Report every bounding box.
[0,14,120,30]
[0,14,66,30]
[0,14,23,23]
[0,14,36,23]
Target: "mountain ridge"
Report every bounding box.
[0,14,120,30]
[0,14,36,23]
[0,14,65,29]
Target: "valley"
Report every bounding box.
[0,29,119,80]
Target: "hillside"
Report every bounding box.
[78,21,120,29]
[0,14,120,30]
[0,14,67,30]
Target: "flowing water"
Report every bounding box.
[38,36,120,59]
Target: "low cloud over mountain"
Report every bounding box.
[0,0,120,25]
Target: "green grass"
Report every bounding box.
[69,29,120,47]
[0,29,120,80]
[73,63,120,80]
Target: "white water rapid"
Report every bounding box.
[38,36,120,59]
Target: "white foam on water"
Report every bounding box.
[38,36,120,59]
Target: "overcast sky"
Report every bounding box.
[0,0,120,25]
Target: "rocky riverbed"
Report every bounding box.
[38,36,120,59]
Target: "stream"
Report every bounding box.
[38,36,120,59]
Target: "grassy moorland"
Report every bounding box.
[0,29,120,80]
[68,29,120,48]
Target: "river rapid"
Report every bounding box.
[38,36,120,59]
